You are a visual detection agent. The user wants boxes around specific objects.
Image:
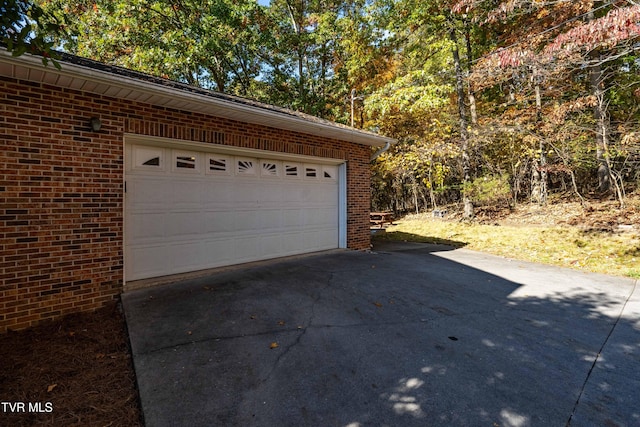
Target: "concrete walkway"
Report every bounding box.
[122,242,639,426]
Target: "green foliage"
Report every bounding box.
[1,0,67,67]
[463,174,512,206]
[36,0,268,93]
[10,0,638,210]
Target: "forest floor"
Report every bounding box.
[0,302,144,427]
[376,192,640,278]
[468,193,640,230]
[1,194,638,427]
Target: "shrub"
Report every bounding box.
[465,174,512,207]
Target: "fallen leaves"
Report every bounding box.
[0,301,144,426]
[269,342,279,349]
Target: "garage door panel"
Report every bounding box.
[316,207,338,227]
[125,145,341,282]
[234,236,261,261]
[315,229,339,248]
[203,210,236,234]
[281,209,303,227]
[259,186,284,205]
[234,210,259,232]
[126,244,168,279]
[234,181,261,203]
[257,209,283,230]
[204,181,235,205]
[171,179,202,206]
[304,208,337,227]
[168,211,203,237]
[317,184,339,203]
[201,239,234,268]
[129,177,169,208]
[129,212,166,242]
[170,241,205,271]
[281,231,306,253]
[257,233,283,256]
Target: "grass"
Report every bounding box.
[375,215,640,279]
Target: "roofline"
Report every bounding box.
[0,50,395,147]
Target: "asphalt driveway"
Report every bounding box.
[122,242,639,426]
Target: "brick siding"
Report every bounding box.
[0,78,373,333]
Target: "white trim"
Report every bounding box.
[1,50,395,147]
[338,163,347,249]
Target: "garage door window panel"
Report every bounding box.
[261,160,280,178]
[173,150,201,173]
[323,165,337,180]
[304,164,319,179]
[236,158,257,176]
[284,163,301,178]
[206,155,230,175]
[125,142,342,282]
[133,146,165,170]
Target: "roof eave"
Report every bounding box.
[0,51,395,147]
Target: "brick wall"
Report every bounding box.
[0,77,373,333]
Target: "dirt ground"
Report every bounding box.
[465,194,640,231]
[0,301,143,426]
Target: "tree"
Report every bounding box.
[454,0,640,206]
[1,0,67,66]
[36,0,268,93]
[366,0,487,217]
[261,0,375,119]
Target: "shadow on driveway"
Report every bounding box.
[122,242,639,427]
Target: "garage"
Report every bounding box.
[1,49,395,332]
[124,138,346,282]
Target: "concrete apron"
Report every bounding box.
[122,242,639,427]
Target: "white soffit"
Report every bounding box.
[0,51,395,148]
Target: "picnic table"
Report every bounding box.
[370,211,394,228]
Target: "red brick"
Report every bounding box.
[0,76,374,333]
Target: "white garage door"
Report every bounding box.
[125,142,343,282]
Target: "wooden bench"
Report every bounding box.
[370,212,394,228]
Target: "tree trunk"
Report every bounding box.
[450,26,474,218]
[286,0,307,110]
[428,162,437,209]
[464,19,477,126]
[589,60,612,194]
[410,175,419,214]
[586,5,612,194]
[534,80,547,205]
[586,4,625,207]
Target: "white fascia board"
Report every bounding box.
[0,51,395,147]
